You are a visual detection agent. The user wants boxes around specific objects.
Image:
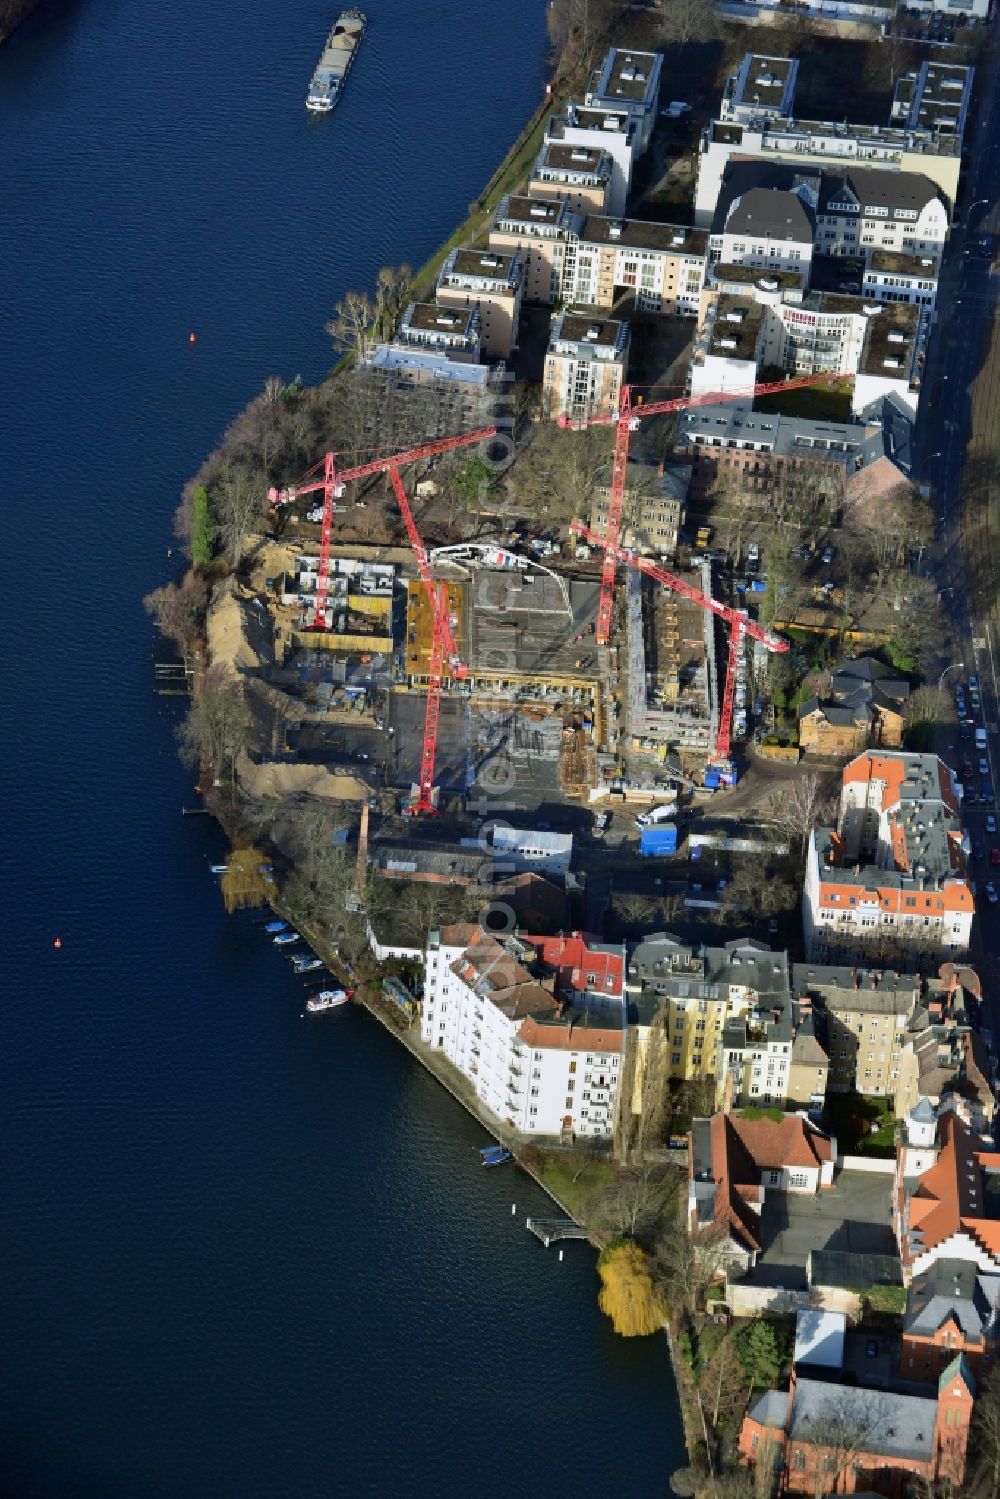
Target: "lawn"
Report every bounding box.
[534,1154,616,1221]
[822,1092,895,1158]
[755,379,854,425]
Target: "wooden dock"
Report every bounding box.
[526,1216,590,1248]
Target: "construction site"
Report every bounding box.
[198,362,818,865]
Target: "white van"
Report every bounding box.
[635,801,677,829]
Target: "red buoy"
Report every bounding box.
[53,937,63,949]
[188,331,197,345]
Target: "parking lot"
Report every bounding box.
[740,1169,897,1292]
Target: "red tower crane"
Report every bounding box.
[271,426,496,815]
[561,372,844,646]
[570,521,788,762]
[268,426,495,631]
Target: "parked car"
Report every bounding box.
[747,541,760,568]
[973,842,984,862]
[960,723,971,741]
[969,675,980,692]
[986,814,996,834]
[986,882,999,905]
[821,546,834,564]
[865,1340,878,1358]
[980,758,990,777]
[991,848,1000,867]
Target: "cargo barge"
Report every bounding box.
[305,9,367,113]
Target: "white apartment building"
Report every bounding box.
[584,46,663,156]
[814,168,949,262]
[542,312,630,420]
[545,104,638,218]
[559,216,707,316]
[714,184,815,276]
[721,54,799,125]
[696,52,963,227]
[421,925,624,1138]
[803,751,974,966]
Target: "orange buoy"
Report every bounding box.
[53,937,63,949]
[188,331,197,345]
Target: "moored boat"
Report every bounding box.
[292,955,324,973]
[273,932,301,947]
[305,10,366,112]
[264,919,287,934]
[305,988,351,1012]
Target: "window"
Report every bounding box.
[565,1096,574,1109]
[569,1061,577,1075]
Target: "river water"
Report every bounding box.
[0,2,683,1494]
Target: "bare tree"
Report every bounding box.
[326,289,378,361]
[970,1365,1000,1497]
[374,263,412,341]
[590,1159,676,1237]
[212,464,265,569]
[766,772,836,856]
[177,664,252,788]
[144,573,209,660]
[655,1222,732,1318]
[660,0,718,48]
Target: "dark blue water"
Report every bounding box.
[0,2,683,1494]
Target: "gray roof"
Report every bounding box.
[831,657,910,703]
[810,1249,903,1291]
[794,963,920,1015]
[905,1259,1000,1341]
[790,1379,937,1462]
[819,166,944,220]
[748,1389,789,1430]
[725,186,814,243]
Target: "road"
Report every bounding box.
[920,41,1000,1010]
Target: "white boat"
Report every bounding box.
[305,10,366,113]
[306,988,351,1012]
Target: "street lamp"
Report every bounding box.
[938,662,964,691]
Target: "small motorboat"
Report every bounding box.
[264,919,287,934]
[273,932,301,947]
[292,956,324,974]
[305,988,351,1013]
[210,864,228,875]
[480,1144,511,1167]
[482,1148,512,1168]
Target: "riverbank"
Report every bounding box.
[0,0,41,45]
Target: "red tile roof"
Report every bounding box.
[901,1110,1000,1268]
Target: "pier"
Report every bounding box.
[526,1216,590,1248]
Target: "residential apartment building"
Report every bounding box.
[396,302,481,362]
[627,936,791,1086]
[863,250,940,310]
[696,52,963,227]
[528,141,613,215]
[894,1103,1000,1286]
[794,963,919,1098]
[688,1112,835,1272]
[584,46,662,156]
[421,925,624,1138]
[689,295,764,400]
[674,399,912,506]
[738,1358,974,1497]
[542,312,629,421]
[435,248,523,360]
[545,103,638,217]
[798,656,910,756]
[488,194,580,306]
[559,216,707,316]
[590,458,688,556]
[814,167,949,263]
[714,184,815,277]
[719,54,799,125]
[719,995,829,1112]
[803,752,974,966]
[891,61,975,138]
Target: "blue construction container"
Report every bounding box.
[640,824,678,857]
